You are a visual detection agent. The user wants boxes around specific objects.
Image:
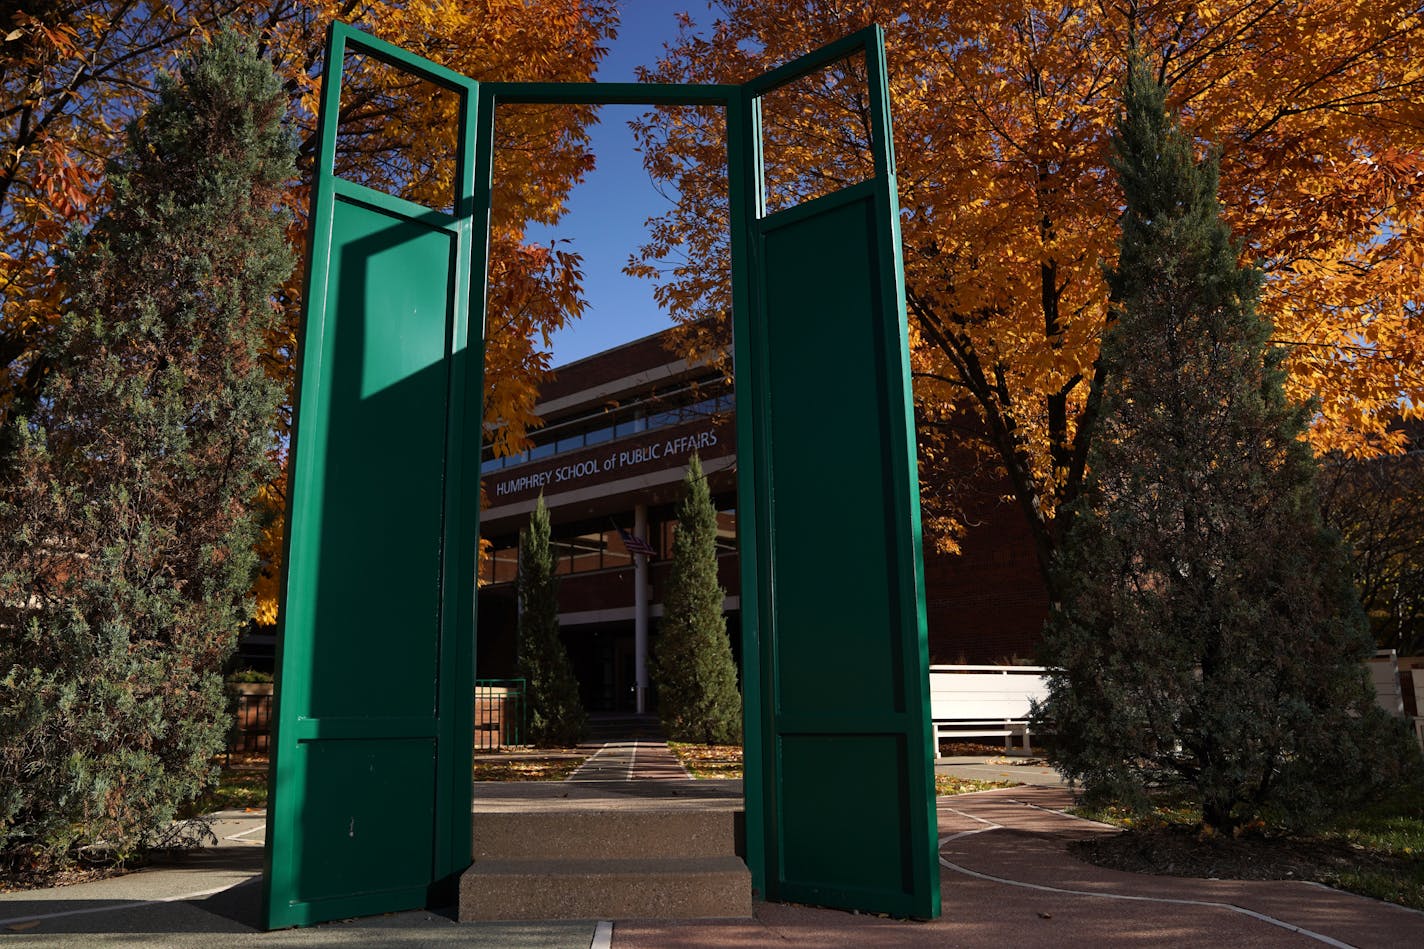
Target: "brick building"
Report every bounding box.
[475,329,1048,712]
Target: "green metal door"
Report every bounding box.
[262,23,485,929]
[730,27,941,919]
[267,21,933,929]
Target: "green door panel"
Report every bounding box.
[734,28,941,920]
[779,735,913,894]
[305,201,451,719]
[762,193,905,718]
[263,23,483,930]
[293,739,437,904]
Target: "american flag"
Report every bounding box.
[618,527,658,559]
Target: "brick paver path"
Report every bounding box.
[613,784,1424,948]
[567,740,691,782]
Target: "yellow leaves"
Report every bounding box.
[630,0,1424,552]
[251,481,287,627]
[1,1,618,617]
[481,232,588,458]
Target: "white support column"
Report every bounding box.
[634,502,650,714]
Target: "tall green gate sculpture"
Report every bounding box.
[263,22,939,929]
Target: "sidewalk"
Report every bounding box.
[5,753,1421,946]
[617,785,1424,948]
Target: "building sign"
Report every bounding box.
[489,426,723,500]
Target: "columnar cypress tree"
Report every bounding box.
[654,454,742,744]
[0,31,294,868]
[516,495,586,746]
[1036,57,1411,831]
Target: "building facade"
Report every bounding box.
[476,329,1049,712]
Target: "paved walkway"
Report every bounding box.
[567,739,691,782]
[615,785,1424,948]
[5,751,1422,946]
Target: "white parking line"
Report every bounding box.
[223,825,265,843]
[936,854,1356,948]
[1004,797,1120,829]
[0,880,255,928]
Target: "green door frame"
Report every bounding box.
[264,21,936,930]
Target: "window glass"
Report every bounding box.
[491,546,518,584]
[556,432,584,453]
[551,541,573,575]
[716,508,737,553]
[603,530,633,569]
[570,532,603,573]
[530,442,555,461]
[584,425,613,446]
[615,418,642,438]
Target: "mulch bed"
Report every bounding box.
[0,849,153,895]
[938,740,1027,756]
[471,749,587,781]
[667,743,743,779]
[1073,824,1401,882]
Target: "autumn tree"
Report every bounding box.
[630,1,1424,596]
[0,30,293,868]
[516,495,587,747]
[653,454,742,745]
[1035,57,1407,832]
[0,2,619,622]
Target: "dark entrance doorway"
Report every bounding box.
[561,621,636,712]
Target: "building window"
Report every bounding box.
[716,507,737,554]
[481,380,734,472]
[481,542,518,584]
[603,531,634,569]
[569,532,604,573]
[659,519,676,560]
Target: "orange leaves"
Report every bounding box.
[483,235,588,460]
[31,135,99,226]
[0,2,619,624]
[631,0,1423,569]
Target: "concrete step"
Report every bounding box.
[473,808,741,861]
[458,855,752,921]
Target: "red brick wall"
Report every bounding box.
[922,498,1049,665]
[537,333,691,404]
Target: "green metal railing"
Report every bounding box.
[474,678,526,749]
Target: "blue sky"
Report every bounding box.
[525,2,700,366]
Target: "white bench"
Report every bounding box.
[1368,649,1404,717]
[929,665,1048,757]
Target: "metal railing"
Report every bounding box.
[474,678,526,749]
[227,691,272,757]
[223,682,529,757]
